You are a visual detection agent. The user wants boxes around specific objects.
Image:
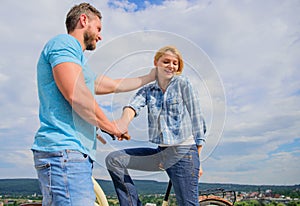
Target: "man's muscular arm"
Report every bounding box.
[53,62,124,137]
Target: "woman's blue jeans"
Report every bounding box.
[33,150,95,206]
[105,144,200,206]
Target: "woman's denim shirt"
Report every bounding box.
[126,75,206,146]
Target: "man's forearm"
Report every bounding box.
[95,68,155,94]
[115,74,154,93]
[72,84,119,135]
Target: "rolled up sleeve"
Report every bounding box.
[126,86,147,117]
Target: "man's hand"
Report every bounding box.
[149,67,157,81]
[114,119,129,141]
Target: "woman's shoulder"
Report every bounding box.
[145,81,160,90]
[174,75,191,84]
[136,82,157,94]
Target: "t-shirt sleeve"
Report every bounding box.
[44,35,82,69]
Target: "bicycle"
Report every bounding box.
[198,187,236,206]
[161,180,236,206]
[92,176,108,206]
[93,178,236,206]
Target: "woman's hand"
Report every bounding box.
[197,145,203,179]
[199,164,203,178]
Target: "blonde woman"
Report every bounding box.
[106,46,206,206]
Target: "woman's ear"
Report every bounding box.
[154,60,157,67]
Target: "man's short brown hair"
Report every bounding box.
[65,3,102,33]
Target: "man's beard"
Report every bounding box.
[84,30,96,51]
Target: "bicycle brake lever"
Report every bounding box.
[100,129,116,140]
[99,129,131,141]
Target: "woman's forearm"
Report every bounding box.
[120,107,136,126]
[197,145,202,156]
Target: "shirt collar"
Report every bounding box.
[151,75,179,90]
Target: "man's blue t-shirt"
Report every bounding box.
[32,34,98,160]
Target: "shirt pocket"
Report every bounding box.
[148,96,162,115]
[166,97,183,116]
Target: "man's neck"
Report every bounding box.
[69,31,85,51]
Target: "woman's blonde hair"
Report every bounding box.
[154,45,184,75]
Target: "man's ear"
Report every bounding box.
[79,13,88,27]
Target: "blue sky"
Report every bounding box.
[0,0,299,185]
[108,0,164,11]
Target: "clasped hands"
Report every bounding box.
[113,118,130,141]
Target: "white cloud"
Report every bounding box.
[108,0,138,12]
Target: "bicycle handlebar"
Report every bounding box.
[101,129,130,140]
[97,128,131,142]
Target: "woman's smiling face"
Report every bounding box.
[155,50,179,80]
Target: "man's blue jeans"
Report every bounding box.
[105,144,200,206]
[33,150,95,206]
